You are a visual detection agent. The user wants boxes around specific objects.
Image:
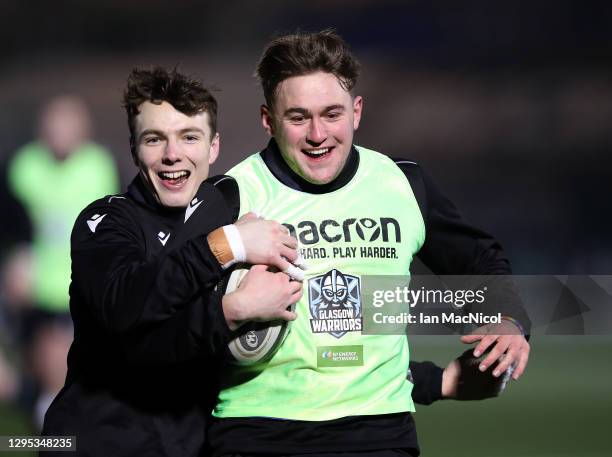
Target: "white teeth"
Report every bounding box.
[305,148,330,155]
[160,171,188,179]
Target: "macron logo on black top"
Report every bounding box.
[158,231,171,246]
[87,214,107,233]
[184,197,204,223]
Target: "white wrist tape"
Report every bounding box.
[222,224,246,268]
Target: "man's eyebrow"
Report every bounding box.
[323,104,346,112]
[138,129,165,141]
[283,107,309,117]
[177,127,206,136]
[138,127,206,141]
[282,105,346,117]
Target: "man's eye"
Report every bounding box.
[290,116,306,123]
[144,137,160,145]
[327,111,341,120]
[184,135,200,142]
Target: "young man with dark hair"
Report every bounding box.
[208,30,530,456]
[41,66,303,456]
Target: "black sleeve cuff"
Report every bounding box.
[410,360,444,405]
[190,291,233,357]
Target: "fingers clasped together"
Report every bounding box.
[234,211,307,281]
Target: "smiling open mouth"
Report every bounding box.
[302,147,333,159]
[158,170,190,187]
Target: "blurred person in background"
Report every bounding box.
[0,349,19,402]
[0,171,31,404]
[3,95,119,428]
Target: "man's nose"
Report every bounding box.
[307,117,327,144]
[162,138,181,162]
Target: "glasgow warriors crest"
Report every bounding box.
[309,269,362,338]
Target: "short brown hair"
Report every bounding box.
[256,29,360,108]
[123,66,217,155]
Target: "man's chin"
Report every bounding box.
[300,167,339,185]
[157,192,191,208]
[163,201,188,208]
[308,176,334,185]
[297,155,345,185]
[150,179,196,208]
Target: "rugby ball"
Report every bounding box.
[218,264,294,365]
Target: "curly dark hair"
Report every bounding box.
[256,29,360,108]
[123,66,217,156]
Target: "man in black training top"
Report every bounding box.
[42,67,304,456]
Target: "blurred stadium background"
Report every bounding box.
[1,1,611,456]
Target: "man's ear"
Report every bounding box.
[130,137,139,166]
[353,95,363,131]
[208,132,220,165]
[261,105,275,136]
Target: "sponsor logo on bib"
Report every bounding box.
[317,345,364,367]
